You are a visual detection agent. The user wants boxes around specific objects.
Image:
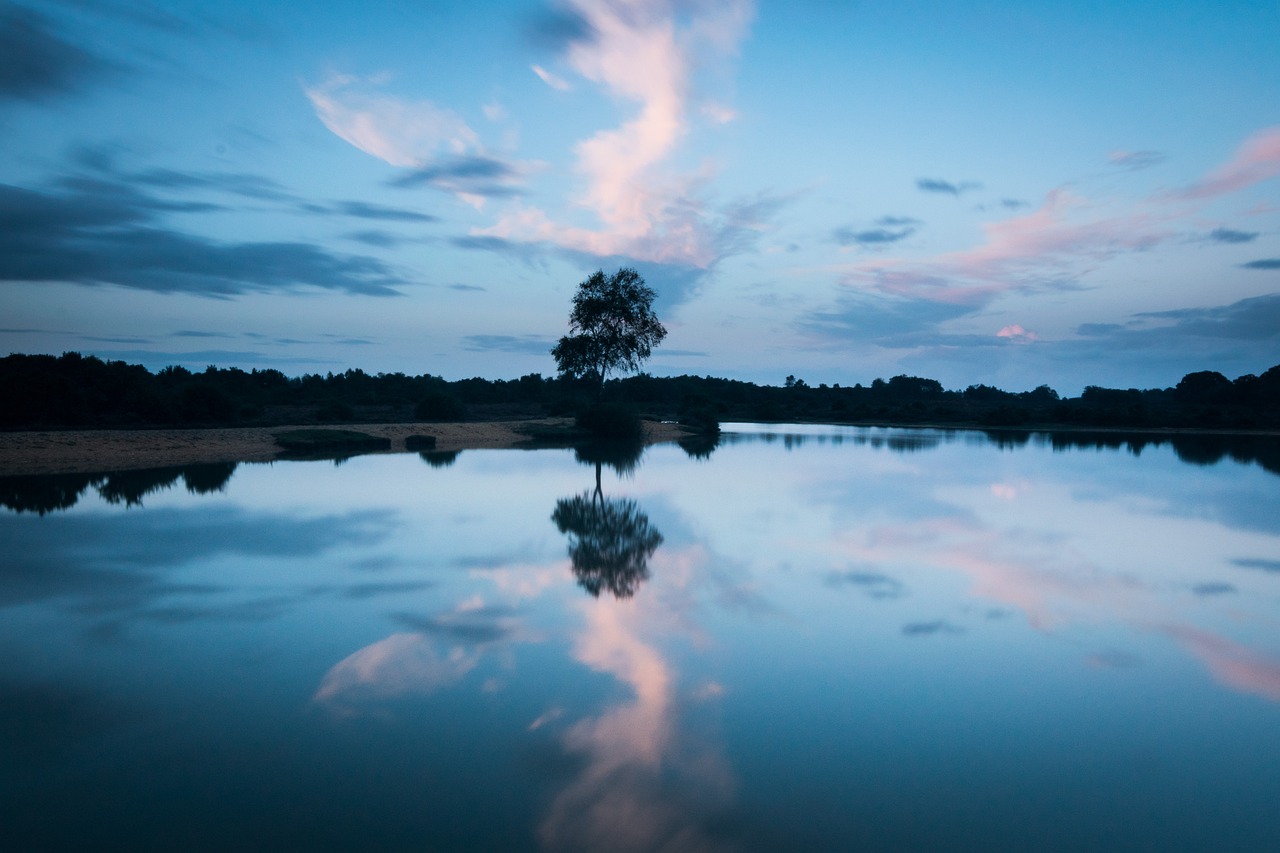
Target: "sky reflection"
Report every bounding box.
[4,429,1280,849]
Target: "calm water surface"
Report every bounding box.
[3,425,1280,851]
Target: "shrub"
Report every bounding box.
[414,391,466,422]
[576,401,643,442]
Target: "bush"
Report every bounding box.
[314,400,354,423]
[414,391,466,422]
[576,401,643,442]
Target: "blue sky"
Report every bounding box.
[1,0,1277,393]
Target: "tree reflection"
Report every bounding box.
[553,439,662,599]
[0,463,238,514]
[552,492,663,599]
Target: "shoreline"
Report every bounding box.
[2,418,1276,477]
[0,419,692,476]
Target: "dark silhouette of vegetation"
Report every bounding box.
[551,267,667,440]
[551,434,661,598]
[272,429,390,454]
[552,493,663,599]
[419,450,461,468]
[575,401,644,443]
[551,268,667,396]
[0,463,239,514]
[2,352,1279,433]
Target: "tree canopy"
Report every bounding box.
[551,268,666,391]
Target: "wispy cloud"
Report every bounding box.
[0,180,403,297]
[304,73,479,168]
[531,64,571,91]
[0,5,115,102]
[388,155,524,200]
[333,200,437,222]
[916,177,981,196]
[477,0,756,268]
[844,188,1164,307]
[1170,126,1280,200]
[1240,258,1280,270]
[1108,149,1166,171]
[833,216,920,247]
[1207,227,1259,244]
[462,334,556,354]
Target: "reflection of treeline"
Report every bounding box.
[3,352,1279,431]
[740,428,1280,477]
[0,463,237,514]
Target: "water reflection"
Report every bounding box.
[724,424,1280,479]
[5,427,1280,849]
[419,449,461,468]
[541,595,739,852]
[552,494,663,599]
[553,440,663,600]
[0,462,237,514]
[678,431,721,460]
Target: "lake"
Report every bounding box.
[3,425,1280,851]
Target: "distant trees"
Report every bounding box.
[3,351,1280,432]
[551,268,667,395]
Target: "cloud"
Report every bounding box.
[916,178,981,196]
[462,334,556,355]
[824,570,905,599]
[1234,558,1280,573]
[1191,582,1236,596]
[0,506,392,610]
[525,4,595,51]
[0,5,113,102]
[333,200,437,222]
[1208,227,1259,244]
[1108,150,1166,171]
[1131,293,1280,341]
[901,619,964,636]
[1240,258,1280,270]
[532,64,571,91]
[805,292,974,345]
[313,632,479,715]
[996,325,1038,343]
[304,74,478,167]
[477,0,756,268]
[833,219,919,247]
[1171,126,1280,200]
[0,180,404,296]
[344,229,404,248]
[388,155,524,199]
[1166,625,1280,703]
[840,188,1167,307]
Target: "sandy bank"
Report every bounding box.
[0,419,692,476]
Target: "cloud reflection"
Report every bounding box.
[540,596,738,852]
[313,633,478,717]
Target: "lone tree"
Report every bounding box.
[551,267,666,395]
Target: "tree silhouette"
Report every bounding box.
[551,268,666,395]
[552,491,663,599]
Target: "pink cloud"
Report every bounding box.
[1166,625,1280,703]
[997,324,1039,342]
[1172,125,1280,200]
[478,0,754,267]
[843,188,1170,304]
[304,74,478,168]
[838,126,1280,308]
[541,590,734,852]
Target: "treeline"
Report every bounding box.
[2,352,1279,431]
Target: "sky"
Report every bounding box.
[1,0,1277,394]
